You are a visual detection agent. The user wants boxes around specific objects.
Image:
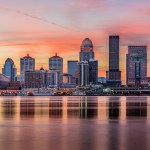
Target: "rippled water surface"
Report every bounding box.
[0,96,150,150]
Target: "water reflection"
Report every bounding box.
[0,96,150,150]
[0,96,149,121]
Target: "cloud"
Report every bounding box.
[0,6,71,30]
[68,0,108,9]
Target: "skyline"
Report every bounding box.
[0,0,150,84]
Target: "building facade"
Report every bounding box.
[49,53,63,84]
[46,70,62,88]
[89,59,98,84]
[126,46,147,87]
[106,35,121,87]
[78,61,89,87]
[67,60,78,84]
[25,70,46,89]
[0,74,10,90]
[80,38,94,61]
[68,60,78,77]
[2,58,17,82]
[63,73,72,84]
[20,54,35,83]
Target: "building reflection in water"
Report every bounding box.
[0,96,150,150]
[126,97,147,118]
[0,98,16,119]
[108,97,120,119]
[80,97,98,119]
[0,96,149,121]
[49,97,63,118]
[20,97,35,119]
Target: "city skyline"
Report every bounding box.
[0,0,150,84]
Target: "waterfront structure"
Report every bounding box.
[46,70,62,88]
[98,77,106,84]
[7,81,21,90]
[80,38,94,61]
[2,58,17,82]
[0,74,10,90]
[78,61,89,87]
[25,69,46,89]
[106,35,121,87]
[20,54,35,83]
[89,59,98,84]
[126,46,147,87]
[49,53,63,83]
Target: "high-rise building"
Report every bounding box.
[89,59,98,84]
[106,35,121,87]
[78,61,89,87]
[126,46,147,87]
[49,53,63,84]
[80,38,94,61]
[20,54,35,83]
[49,53,63,71]
[2,58,17,82]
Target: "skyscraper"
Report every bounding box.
[106,35,121,87]
[20,54,35,83]
[49,53,63,71]
[2,58,17,82]
[78,61,89,87]
[89,59,98,84]
[80,38,94,61]
[126,46,147,87]
[49,53,63,84]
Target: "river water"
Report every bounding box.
[0,96,149,150]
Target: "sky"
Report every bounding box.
[0,0,150,84]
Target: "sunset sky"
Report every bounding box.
[0,0,150,84]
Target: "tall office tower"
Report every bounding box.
[78,61,89,87]
[126,46,147,87]
[106,35,121,87]
[49,53,63,71]
[49,53,63,84]
[80,38,94,61]
[89,59,98,84]
[20,54,35,83]
[2,58,17,82]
